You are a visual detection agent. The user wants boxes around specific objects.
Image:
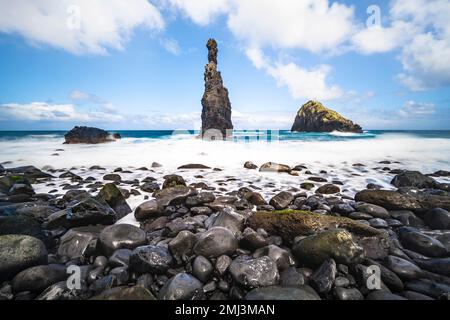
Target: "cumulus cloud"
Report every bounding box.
[162,0,230,25]
[399,101,436,118]
[0,0,165,54]
[0,102,124,122]
[246,48,343,101]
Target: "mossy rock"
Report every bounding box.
[247,210,380,243]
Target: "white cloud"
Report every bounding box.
[0,102,124,122]
[69,90,100,102]
[399,101,435,118]
[159,38,181,55]
[162,0,230,25]
[0,0,165,54]
[246,48,343,101]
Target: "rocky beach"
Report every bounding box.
[1,132,450,300]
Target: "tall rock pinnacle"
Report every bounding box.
[201,39,233,138]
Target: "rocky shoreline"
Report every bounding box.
[1,161,450,300]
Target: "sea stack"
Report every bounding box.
[291,101,363,133]
[201,39,233,139]
[64,126,121,144]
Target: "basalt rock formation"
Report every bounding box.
[64,126,121,144]
[201,39,233,138]
[291,101,362,133]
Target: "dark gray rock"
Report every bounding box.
[246,285,320,300]
[168,230,196,264]
[99,224,147,256]
[158,273,203,300]
[64,126,120,144]
[334,287,364,300]
[269,191,294,210]
[153,186,197,208]
[96,183,131,219]
[162,174,186,189]
[414,257,450,277]
[279,267,305,288]
[316,184,340,195]
[215,255,232,276]
[57,226,103,260]
[130,245,174,274]
[356,203,390,219]
[404,279,450,299]
[385,255,423,280]
[239,227,269,251]
[253,245,295,271]
[134,200,159,221]
[389,210,425,228]
[108,249,133,268]
[12,264,67,293]
[391,171,438,189]
[310,259,337,294]
[210,208,245,235]
[399,227,447,257]
[193,227,238,258]
[0,235,48,281]
[424,208,450,230]
[192,256,213,283]
[229,256,279,289]
[201,39,233,138]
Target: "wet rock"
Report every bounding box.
[356,203,390,219]
[12,264,67,293]
[229,256,279,289]
[244,161,258,170]
[355,190,422,212]
[399,227,447,257]
[389,210,425,228]
[134,200,159,221]
[293,230,364,268]
[99,224,147,256]
[108,249,132,268]
[405,279,450,299]
[186,192,215,207]
[210,208,245,235]
[190,206,213,216]
[259,162,291,173]
[129,245,174,274]
[310,259,337,294]
[369,218,389,228]
[153,185,197,208]
[192,256,213,282]
[0,214,52,246]
[254,245,295,271]
[366,290,407,300]
[193,227,238,258]
[333,203,355,215]
[414,257,450,277]
[280,267,305,288]
[248,210,380,243]
[215,255,232,276]
[385,255,423,280]
[0,235,48,281]
[168,230,196,264]
[246,285,320,300]
[244,192,267,206]
[140,182,160,193]
[91,286,156,300]
[103,174,122,182]
[334,287,364,300]
[423,208,450,230]
[37,281,90,300]
[57,226,103,260]
[96,183,131,219]
[64,126,120,144]
[269,191,294,210]
[109,267,129,286]
[178,164,211,169]
[239,228,269,251]
[316,184,340,195]
[158,273,203,300]
[391,171,438,189]
[162,174,186,189]
[44,197,116,229]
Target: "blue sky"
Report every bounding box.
[0,0,449,130]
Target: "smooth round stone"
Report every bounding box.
[193,227,238,258]
[229,256,279,289]
[215,255,232,276]
[246,285,320,300]
[99,224,147,256]
[94,256,108,268]
[356,203,390,219]
[192,256,213,283]
[134,200,159,221]
[108,249,133,268]
[0,235,48,281]
[334,276,350,288]
[369,218,389,228]
[57,226,103,260]
[158,273,203,300]
[279,267,305,288]
[310,259,337,294]
[239,228,269,251]
[399,228,447,257]
[130,245,173,274]
[12,264,67,293]
[333,287,363,300]
[269,191,294,210]
[414,257,450,277]
[168,230,196,264]
[385,255,423,280]
[109,267,129,285]
[424,208,450,230]
[253,245,295,271]
[348,212,373,220]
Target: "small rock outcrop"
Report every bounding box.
[291,101,362,133]
[64,126,121,144]
[201,39,233,139]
